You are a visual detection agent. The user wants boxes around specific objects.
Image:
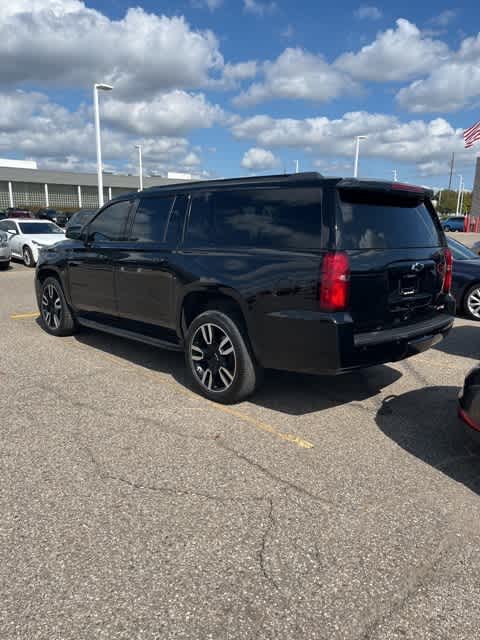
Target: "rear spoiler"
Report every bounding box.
[337,179,433,200]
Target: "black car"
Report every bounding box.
[35,173,455,403]
[36,208,70,226]
[65,209,96,231]
[448,237,480,320]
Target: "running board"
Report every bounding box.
[77,318,184,352]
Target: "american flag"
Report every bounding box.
[464,120,480,148]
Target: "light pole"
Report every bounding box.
[456,174,463,215]
[392,169,398,182]
[353,135,367,178]
[93,82,113,207]
[135,144,143,191]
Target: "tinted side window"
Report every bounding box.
[88,201,131,242]
[185,187,322,251]
[130,196,174,243]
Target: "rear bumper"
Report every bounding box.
[256,301,455,375]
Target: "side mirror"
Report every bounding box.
[7,230,17,236]
[66,225,83,240]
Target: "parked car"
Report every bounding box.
[0,218,65,267]
[35,173,455,403]
[470,240,480,256]
[36,208,70,227]
[459,365,480,443]
[441,216,465,232]
[447,237,480,320]
[0,230,11,269]
[5,208,34,219]
[65,208,96,231]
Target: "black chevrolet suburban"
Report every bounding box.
[35,172,455,403]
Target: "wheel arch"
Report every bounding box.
[178,286,260,358]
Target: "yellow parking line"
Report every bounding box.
[10,311,314,449]
[75,345,315,450]
[11,311,40,320]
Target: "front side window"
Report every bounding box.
[129,196,175,243]
[88,201,131,242]
[185,187,323,251]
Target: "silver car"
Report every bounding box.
[0,230,11,269]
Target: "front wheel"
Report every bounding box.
[0,260,9,270]
[23,246,35,267]
[185,310,262,404]
[39,277,78,336]
[464,284,480,321]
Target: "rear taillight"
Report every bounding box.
[442,247,453,294]
[319,252,350,311]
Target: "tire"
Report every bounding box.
[185,309,262,404]
[444,226,451,232]
[23,245,35,268]
[0,260,9,270]
[39,276,78,336]
[464,284,480,321]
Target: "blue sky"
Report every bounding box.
[1,1,480,188]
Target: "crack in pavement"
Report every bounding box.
[216,440,335,508]
[259,497,280,591]
[356,535,454,640]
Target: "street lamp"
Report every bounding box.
[135,144,143,191]
[353,135,367,178]
[456,174,464,215]
[93,82,113,207]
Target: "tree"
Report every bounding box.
[435,190,472,215]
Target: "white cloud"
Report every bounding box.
[241,147,279,171]
[102,91,224,136]
[281,24,295,39]
[234,48,358,106]
[0,1,223,98]
[232,111,470,175]
[191,0,223,11]
[243,0,277,16]
[354,5,382,20]
[430,9,457,27]
[0,90,204,176]
[397,33,480,112]
[335,19,449,82]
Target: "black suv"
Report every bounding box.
[35,173,455,403]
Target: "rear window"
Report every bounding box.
[185,187,322,251]
[337,190,442,250]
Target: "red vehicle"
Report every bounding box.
[6,208,34,219]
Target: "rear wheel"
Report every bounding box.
[443,225,451,232]
[185,309,262,404]
[0,260,9,270]
[39,277,77,336]
[464,284,480,321]
[23,246,35,267]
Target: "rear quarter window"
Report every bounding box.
[185,186,323,251]
[336,190,442,250]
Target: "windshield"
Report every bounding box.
[19,222,64,234]
[337,190,442,249]
[448,237,479,261]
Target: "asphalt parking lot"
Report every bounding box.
[2,258,480,639]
